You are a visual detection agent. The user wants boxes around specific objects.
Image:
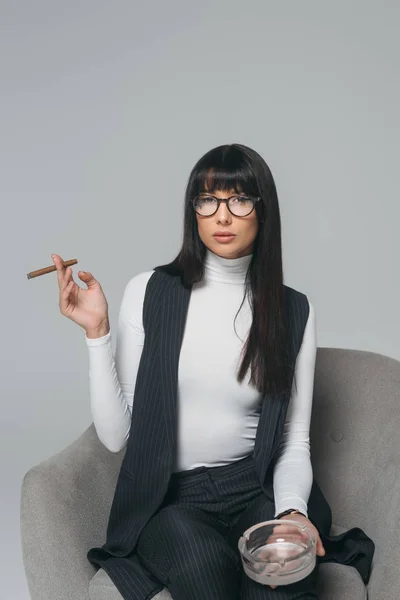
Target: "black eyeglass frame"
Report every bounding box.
[191,194,261,217]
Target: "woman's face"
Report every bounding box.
[195,188,259,259]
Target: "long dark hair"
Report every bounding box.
[154,143,295,397]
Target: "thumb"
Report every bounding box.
[316,538,326,556]
[78,271,97,287]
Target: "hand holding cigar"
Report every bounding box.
[29,254,110,338]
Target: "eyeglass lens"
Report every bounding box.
[193,195,256,216]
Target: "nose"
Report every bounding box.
[215,201,231,221]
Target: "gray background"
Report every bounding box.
[1,1,399,597]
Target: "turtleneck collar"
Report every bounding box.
[203,248,252,284]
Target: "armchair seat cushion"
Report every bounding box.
[89,567,172,600]
[316,563,367,600]
[89,562,367,600]
[315,524,367,600]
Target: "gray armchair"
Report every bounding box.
[20,347,400,600]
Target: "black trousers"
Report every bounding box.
[136,454,320,600]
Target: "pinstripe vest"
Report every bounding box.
[100,268,311,557]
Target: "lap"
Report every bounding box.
[136,504,241,584]
[137,496,319,599]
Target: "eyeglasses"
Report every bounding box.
[192,194,261,217]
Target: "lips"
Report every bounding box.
[213,233,236,237]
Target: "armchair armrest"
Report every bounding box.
[20,423,124,600]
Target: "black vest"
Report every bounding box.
[87,268,375,591]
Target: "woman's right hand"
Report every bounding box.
[52,253,109,335]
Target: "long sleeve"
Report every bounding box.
[272,300,317,518]
[85,270,153,453]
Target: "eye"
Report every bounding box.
[232,195,250,203]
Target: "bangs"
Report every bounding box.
[190,148,260,198]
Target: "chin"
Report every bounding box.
[211,244,239,258]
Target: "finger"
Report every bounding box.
[64,266,74,287]
[59,280,74,313]
[316,537,325,556]
[52,254,67,289]
[60,266,74,292]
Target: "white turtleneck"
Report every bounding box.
[85,249,316,517]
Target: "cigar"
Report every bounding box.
[27,258,78,279]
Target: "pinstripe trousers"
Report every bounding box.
[135,453,319,600]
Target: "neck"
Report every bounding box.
[203,248,252,284]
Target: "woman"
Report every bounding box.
[52,143,373,600]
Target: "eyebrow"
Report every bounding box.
[199,191,243,196]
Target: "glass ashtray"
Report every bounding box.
[238,519,317,586]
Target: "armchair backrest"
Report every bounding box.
[310,347,400,594]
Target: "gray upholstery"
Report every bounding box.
[20,347,400,599]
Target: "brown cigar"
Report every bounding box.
[27,258,78,279]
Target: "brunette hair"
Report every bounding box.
[155,143,295,396]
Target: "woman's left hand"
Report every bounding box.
[269,513,325,589]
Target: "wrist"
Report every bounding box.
[85,319,110,339]
[275,508,307,520]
